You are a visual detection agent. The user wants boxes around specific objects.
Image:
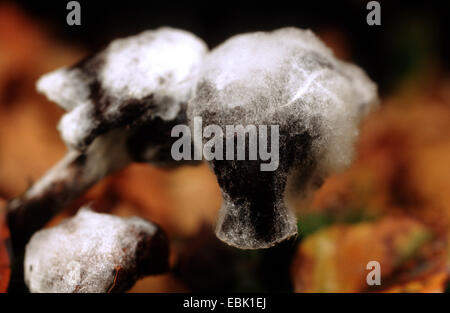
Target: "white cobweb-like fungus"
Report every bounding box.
[189,27,378,249]
[37,27,207,151]
[24,208,169,293]
[7,28,207,253]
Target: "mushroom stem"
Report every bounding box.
[6,130,131,254]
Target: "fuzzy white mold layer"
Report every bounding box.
[194,27,378,175]
[100,27,207,117]
[36,27,207,150]
[191,27,378,249]
[24,208,157,293]
[36,68,92,111]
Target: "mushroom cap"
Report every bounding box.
[189,27,378,249]
[24,208,169,293]
[37,27,208,150]
[191,27,378,174]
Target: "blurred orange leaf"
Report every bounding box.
[291,216,432,292]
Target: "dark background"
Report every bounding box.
[10,0,450,95]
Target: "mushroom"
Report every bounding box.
[189,27,378,249]
[24,208,169,293]
[7,27,377,253]
[6,27,207,253]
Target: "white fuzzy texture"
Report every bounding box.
[24,208,157,293]
[36,27,207,149]
[191,27,378,249]
[195,27,378,175]
[57,103,98,149]
[100,27,207,118]
[36,68,92,111]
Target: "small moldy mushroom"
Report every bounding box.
[189,27,378,249]
[7,27,207,253]
[24,208,169,293]
[37,27,207,151]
